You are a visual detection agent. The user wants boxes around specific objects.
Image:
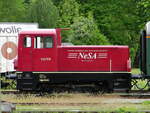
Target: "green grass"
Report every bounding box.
[13,104,150,113]
[142,101,150,105]
[115,107,137,113]
[131,68,141,74]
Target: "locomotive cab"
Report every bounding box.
[17,29,58,72]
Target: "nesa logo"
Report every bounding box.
[78,53,97,59]
[0,26,21,34]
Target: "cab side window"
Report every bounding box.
[44,37,53,48]
[24,37,31,47]
[34,36,53,48]
[34,37,43,48]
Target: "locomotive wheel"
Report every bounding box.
[17,73,38,91]
[37,83,53,92]
[95,81,111,93]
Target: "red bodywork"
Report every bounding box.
[16,29,131,72]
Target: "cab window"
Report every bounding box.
[44,37,53,48]
[24,37,31,47]
[34,36,53,48]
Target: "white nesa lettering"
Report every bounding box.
[0,26,22,34]
[78,53,97,59]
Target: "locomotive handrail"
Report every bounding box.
[110,59,112,72]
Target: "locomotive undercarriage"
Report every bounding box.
[17,72,131,92]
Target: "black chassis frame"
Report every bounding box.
[17,72,131,92]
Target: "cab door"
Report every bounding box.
[21,36,33,71]
[32,35,57,71]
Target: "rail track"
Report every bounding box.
[9,110,150,113]
[2,89,150,98]
[2,89,150,113]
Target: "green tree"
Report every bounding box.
[78,0,140,65]
[0,0,25,22]
[137,0,150,27]
[69,14,109,45]
[28,0,58,28]
[24,0,31,4]
[52,0,61,6]
[57,0,80,42]
[57,0,80,27]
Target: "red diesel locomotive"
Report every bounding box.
[14,29,131,91]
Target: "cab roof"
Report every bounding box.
[19,29,56,35]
